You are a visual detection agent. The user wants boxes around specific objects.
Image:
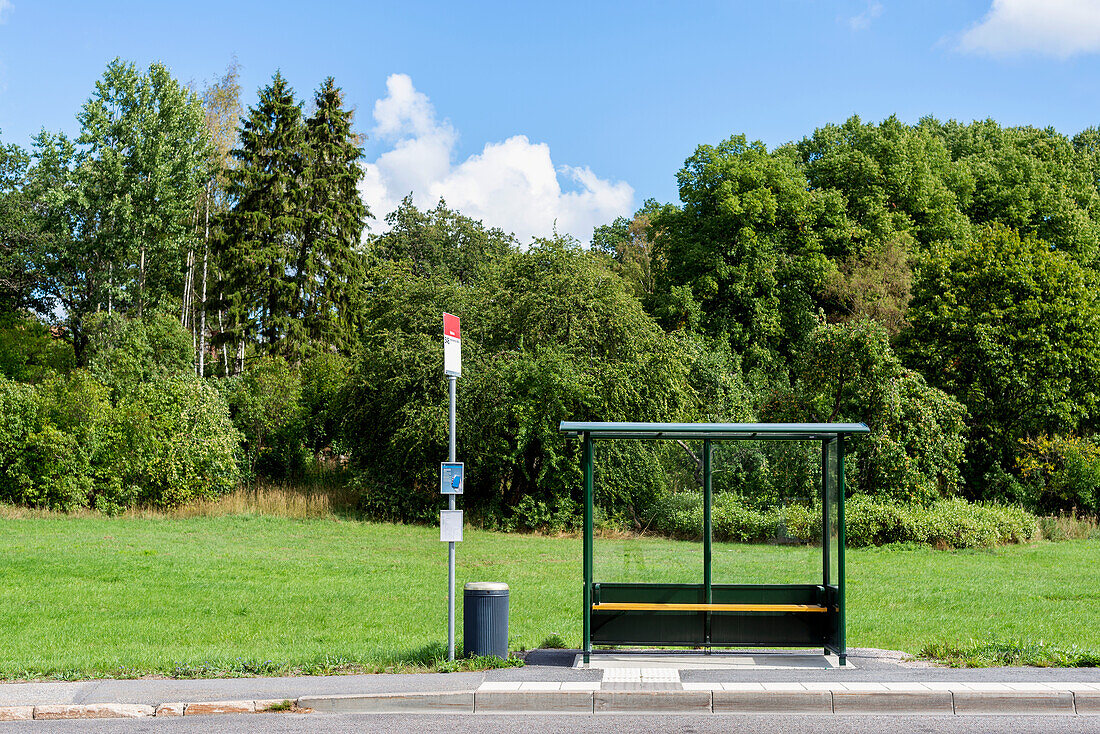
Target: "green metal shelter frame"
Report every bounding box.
[559,421,870,666]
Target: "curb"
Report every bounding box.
[1,688,1099,720]
[0,699,306,722]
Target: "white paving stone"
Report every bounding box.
[518,682,562,691]
[840,682,889,691]
[761,682,806,691]
[1004,682,1058,691]
[882,682,930,691]
[560,682,601,691]
[639,668,680,682]
[963,682,1013,692]
[722,682,765,691]
[478,682,522,691]
[602,668,642,682]
[681,682,721,691]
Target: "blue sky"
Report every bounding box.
[2,0,1099,241]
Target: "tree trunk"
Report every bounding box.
[138,243,146,317]
[182,247,193,327]
[218,308,228,376]
[199,183,210,378]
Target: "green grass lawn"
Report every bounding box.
[1,515,1098,678]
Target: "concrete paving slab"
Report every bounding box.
[576,652,843,670]
[475,691,592,713]
[33,703,155,719]
[1074,690,1100,714]
[952,690,1076,715]
[0,706,33,722]
[517,682,562,691]
[832,690,954,714]
[594,690,711,713]
[183,701,255,715]
[712,690,832,713]
[297,692,474,714]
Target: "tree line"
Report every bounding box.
[1,59,1098,528]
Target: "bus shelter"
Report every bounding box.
[559,421,869,666]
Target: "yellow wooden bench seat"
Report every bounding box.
[591,602,827,613]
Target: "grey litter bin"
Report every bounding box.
[463,582,509,659]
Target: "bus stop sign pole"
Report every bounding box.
[443,313,462,662]
[448,374,456,661]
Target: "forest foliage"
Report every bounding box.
[1,60,1099,532]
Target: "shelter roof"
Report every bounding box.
[559,421,870,441]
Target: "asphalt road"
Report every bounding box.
[4,714,1099,733]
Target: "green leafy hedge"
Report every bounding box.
[647,492,1038,549]
[0,371,240,512]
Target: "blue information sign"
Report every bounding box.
[441,462,464,495]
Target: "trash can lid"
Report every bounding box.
[464,581,509,591]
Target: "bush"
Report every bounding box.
[300,353,350,455]
[645,490,1038,549]
[1016,434,1100,516]
[0,373,105,510]
[100,373,240,511]
[0,314,74,383]
[222,356,306,478]
[0,369,240,513]
[844,495,1038,548]
[85,311,193,398]
[766,319,968,504]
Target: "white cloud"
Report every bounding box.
[0,0,12,23]
[959,0,1100,58]
[360,73,634,244]
[848,1,883,31]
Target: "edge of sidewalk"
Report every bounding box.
[3,685,1100,720]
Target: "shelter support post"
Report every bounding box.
[582,432,593,665]
[821,438,829,656]
[703,439,713,649]
[837,435,847,666]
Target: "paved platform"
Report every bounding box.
[575,651,846,670]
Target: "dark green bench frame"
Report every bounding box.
[558,421,870,666]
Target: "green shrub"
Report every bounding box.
[1016,434,1100,516]
[0,314,74,383]
[300,353,351,455]
[85,312,193,398]
[0,369,240,513]
[844,495,1038,548]
[102,373,240,510]
[0,373,104,510]
[645,489,1037,549]
[222,356,306,478]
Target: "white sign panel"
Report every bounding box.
[441,462,464,495]
[440,510,463,542]
[444,312,461,376]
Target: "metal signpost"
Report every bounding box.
[442,313,462,661]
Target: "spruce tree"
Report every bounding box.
[300,77,369,356]
[217,72,306,367]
